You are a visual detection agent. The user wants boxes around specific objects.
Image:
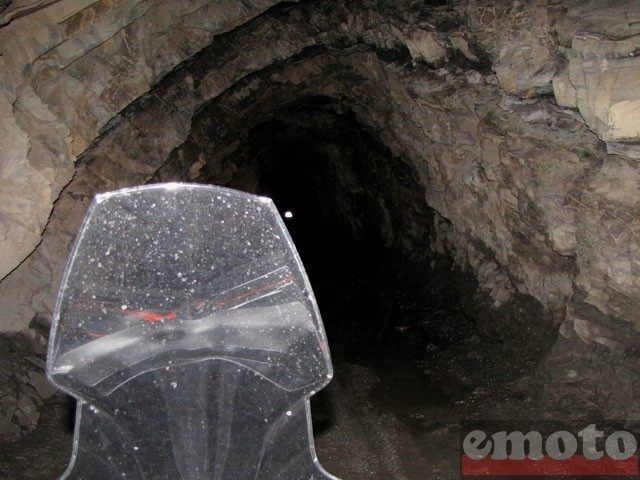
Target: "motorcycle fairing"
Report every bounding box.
[47,183,337,479]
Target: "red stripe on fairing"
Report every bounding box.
[126,310,177,322]
[84,275,295,338]
[87,331,107,338]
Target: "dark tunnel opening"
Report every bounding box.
[228,98,443,357]
[218,98,556,372]
[214,98,510,476]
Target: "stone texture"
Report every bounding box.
[0,88,44,280]
[0,0,286,281]
[566,34,640,143]
[400,29,446,66]
[0,331,55,442]
[462,1,558,96]
[552,72,577,109]
[549,1,640,150]
[463,0,640,150]
[494,41,555,97]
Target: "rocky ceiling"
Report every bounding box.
[1,0,640,430]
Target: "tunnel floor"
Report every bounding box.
[0,249,557,480]
[306,246,547,479]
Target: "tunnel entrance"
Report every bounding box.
[0,95,561,479]
[0,97,561,479]
[193,98,544,477]
[217,97,438,355]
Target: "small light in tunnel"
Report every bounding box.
[284,210,294,219]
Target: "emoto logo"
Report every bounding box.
[461,424,639,476]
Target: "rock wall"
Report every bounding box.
[1,0,640,433]
[0,0,284,329]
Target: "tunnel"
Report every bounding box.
[2,0,640,478]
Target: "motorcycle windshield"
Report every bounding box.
[46,184,336,480]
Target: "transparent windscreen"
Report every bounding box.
[46,184,338,479]
[47,184,332,397]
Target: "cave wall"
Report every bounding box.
[0,0,282,281]
[1,0,640,419]
[0,0,284,330]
